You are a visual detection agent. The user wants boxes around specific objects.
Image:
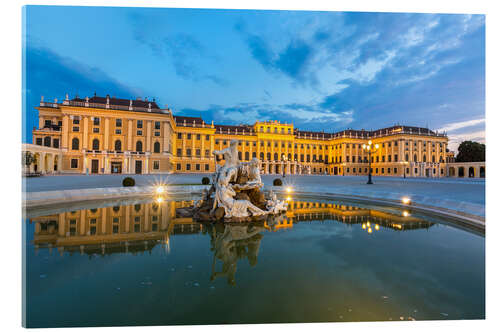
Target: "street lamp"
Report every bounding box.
[282,154,287,178]
[362,140,379,185]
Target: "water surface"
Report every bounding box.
[24,196,485,327]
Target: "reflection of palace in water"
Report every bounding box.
[30,200,200,256]
[30,199,433,257]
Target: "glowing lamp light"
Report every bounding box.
[375,224,380,230]
[401,197,411,205]
[156,186,165,194]
[403,211,410,217]
[286,186,293,193]
[286,196,292,201]
[368,228,373,234]
[375,143,380,149]
[367,221,371,227]
[362,224,366,229]
[156,196,164,204]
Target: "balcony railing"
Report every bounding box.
[40,100,171,114]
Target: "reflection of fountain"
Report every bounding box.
[178,139,288,222]
[207,222,266,285]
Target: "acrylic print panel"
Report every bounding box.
[22,4,485,328]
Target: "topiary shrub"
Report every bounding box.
[122,177,135,187]
[202,177,210,185]
[273,178,283,186]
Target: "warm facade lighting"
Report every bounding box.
[286,186,293,193]
[403,211,410,217]
[156,186,165,194]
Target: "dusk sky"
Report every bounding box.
[23,6,485,151]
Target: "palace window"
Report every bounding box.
[205,149,210,157]
[137,120,143,128]
[205,164,209,171]
[72,138,79,150]
[414,154,417,162]
[253,152,257,158]
[186,164,191,171]
[177,148,182,156]
[394,154,398,162]
[260,152,265,160]
[36,138,42,145]
[196,134,201,140]
[70,158,78,168]
[187,133,192,139]
[72,117,80,125]
[245,152,249,160]
[73,126,79,132]
[43,136,51,147]
[186,149,192,157]
[137,130,143,136]
[93,117,100,126]
[267,153,271,161]
[44,120,52,127]
[116,118,122,127]
[154,131,160,137]
[92,139,100,151]
[177,163,181,170]
[136,141,143,152]
[153,160,160,170]
[114,140,122,152]
[206,135,210,140]
[196,164,200,171]
[53,139,59,148]
[93,128,99,133]
[394,168,397,173]
[178,133,182,139]
[154,142,161,153]
[115,129,121,135]
[196,149,201,157]
[155,121,161,130]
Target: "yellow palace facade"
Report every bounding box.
[30,94,449,178]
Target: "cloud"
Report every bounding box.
[128,14,227,86]
[236,24,316,84]
[179,99,354,132]
[437,118,485,133]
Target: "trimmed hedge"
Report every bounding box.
[202,177,211,185]
[273,178,283,186]
[122,177,135,187]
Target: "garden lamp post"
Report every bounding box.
[362,140,379,185]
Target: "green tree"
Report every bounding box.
[455,141,485,162]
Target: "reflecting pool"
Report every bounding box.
[24,195,485,327]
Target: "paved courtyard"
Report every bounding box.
[23,173,485,217]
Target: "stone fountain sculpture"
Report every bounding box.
[179,139,288,222]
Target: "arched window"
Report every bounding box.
[154,141,160,153]
[72,138,79,150]
[423,155,427,162]
[274,153,278,161]
[115,140,122,152]
[432,155,435,163]
[260,152,264,161]
[136,141,143,152]
[92,139,100,151]
[405,154,409,162]
[414,154,417,162]
[267,152,271,161]
[245,152,249,160]
[43,136,51,147]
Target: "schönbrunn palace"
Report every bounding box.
[26,94,461,178]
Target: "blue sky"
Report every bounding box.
[23,6,485,151]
